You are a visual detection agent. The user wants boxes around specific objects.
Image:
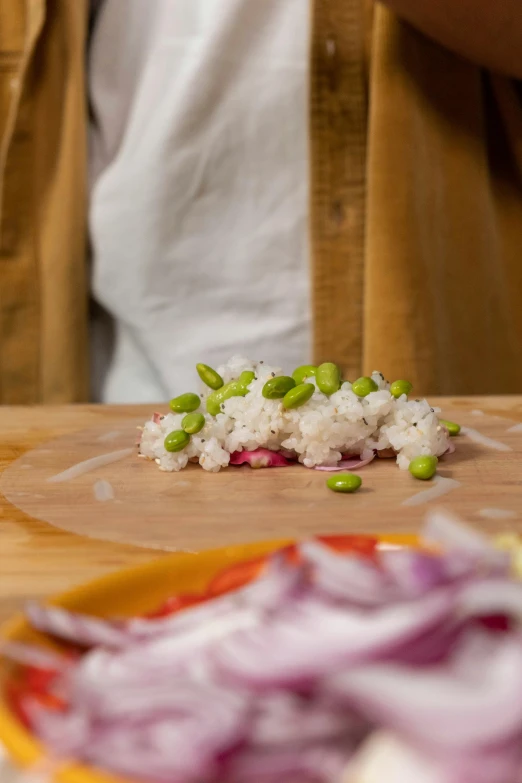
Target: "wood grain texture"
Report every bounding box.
[1,399,522,625]
[310,0,368,378]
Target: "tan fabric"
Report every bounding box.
[363,7,522,394]
[1,0,522,401]
[310,1,522,394]
[309,0,368,382]
[0,0,88,404]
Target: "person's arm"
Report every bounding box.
[380,0,522,79]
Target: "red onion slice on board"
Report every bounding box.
[314,454,376,472]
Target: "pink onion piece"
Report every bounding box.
[212,591,453,688]
[0,642,70,671]
[300,541,489,611]
[323,632,522,750]
[224,743,353,783]
[31,682,250,783]
[422,510,509,572]
[28,702,91,757]
[229,448,291,469]
[25,603,131,649]
[300,541,392,605]
[247,692,363,747]
[314,454,375,472]
[125,552,307,646]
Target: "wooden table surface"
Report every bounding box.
[1,398,522,626]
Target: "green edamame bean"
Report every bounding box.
[164,430,191,452]
[206,381,248,416]
[292,365,317,385]
[262,375,296,400]
[408,455,438,480]
[238,370,256,388]
[181,412,205,435]
[351,377,378,398]
[316,362,341,396]
[326,472,362,493]
[390,379,413,399]
[283,382,315,409]
[169,393,201,414]
[196,363,224,391]
[439,418,461,436]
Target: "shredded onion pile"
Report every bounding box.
[4,512,522,783]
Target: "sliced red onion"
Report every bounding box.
[422,510,509,572]
[378,549,448,595]
[74,565,308,696]
[314,454,375,472]
[212,592,453,688]
[324,632,522,749]
[457,579,522,621]
[301,542,456,607]
[224,743,353,783]
[386,621,466,668]
[300,541,392,605]
[438,740,522,783]
[21,513,522,783]
[75,683,248,783]
[28,702,90,757]
[26,603,131,649]
[152,412,163,425]
[229,449,291,468]
[248,692,364,748]
[0,642,69,671]
[127,552,306,640]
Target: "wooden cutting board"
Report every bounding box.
[1,398,522,622]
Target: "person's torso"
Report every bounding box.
[89,0,312,402]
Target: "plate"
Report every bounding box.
[0,533,419,783]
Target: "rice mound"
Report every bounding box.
[139,356,450,472]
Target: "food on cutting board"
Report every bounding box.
[3,513,522,783]
[138,356,458,479]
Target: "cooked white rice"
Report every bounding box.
[139,356,450,472]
